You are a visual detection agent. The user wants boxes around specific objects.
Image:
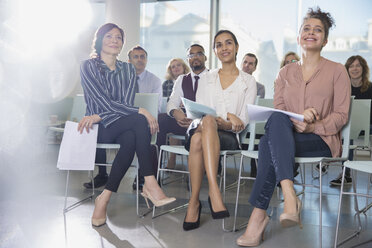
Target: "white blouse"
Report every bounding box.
[196,69,257,129]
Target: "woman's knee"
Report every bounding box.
[201,115,217,131]
[190,132,202,152]
[266,112,292,130]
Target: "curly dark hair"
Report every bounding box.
[301,7,335,40]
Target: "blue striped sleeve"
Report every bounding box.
[80,60,138,122]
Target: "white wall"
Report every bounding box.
[106,0,141,62]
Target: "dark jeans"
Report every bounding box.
[96,114,153,192]
[249,113,332,210]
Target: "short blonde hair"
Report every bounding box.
[165,58,190,80]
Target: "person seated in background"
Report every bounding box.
[280,51,300,68]
[330,55,372,186]
[155,44,209,171]
[161,58,190,169]
[236,8,350,246]
[79,23,175,227]
[128,45,162,112]
[241,52,265,178]
[127,45,163,190]
[183,30,256,231]
[241,53,265,98]
[162,58,190,100]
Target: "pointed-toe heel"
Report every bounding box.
[183,201,202,231]
[92,217,106,227]
[208,197,229,219]
[236,215,270,247]
[280,197,303,229]
[91,195,107,227]
[141,189,176,208]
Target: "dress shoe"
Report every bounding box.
[280,197,303,228]
[91,195,107,227]
[183,201,202,231]
[141,188,176,208]
[84,174,108,189]
[208,197,229,219]
[132,177,144,190]
[236,215,270,247]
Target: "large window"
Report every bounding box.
[140,1,211,81]
[140,0,372,97]
[221,0,372,97]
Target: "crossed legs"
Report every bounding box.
[185,115,226,222]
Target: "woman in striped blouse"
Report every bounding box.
[78,23,175,227]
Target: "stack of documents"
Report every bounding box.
[247,104,304,122]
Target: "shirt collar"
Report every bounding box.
[137,70,147,81]
[94,57,122,73]
[191,68,208,78]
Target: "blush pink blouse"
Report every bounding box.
[274,57,351,157]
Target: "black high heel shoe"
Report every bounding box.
[183,200,202,231]
[208,197,229,219]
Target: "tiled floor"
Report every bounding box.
[1,144,372,248]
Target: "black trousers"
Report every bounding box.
[96,114,153,192]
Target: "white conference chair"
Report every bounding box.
[334,160,372,247]
[233,98,353,248]
[62,93,158,216]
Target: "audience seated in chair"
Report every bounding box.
[78,23,175,227]
[236,8,351,247]
[183,30,257,231]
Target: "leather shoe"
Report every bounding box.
[132,177,144,190]
[183,201,202,231]
[208,197,229,219]
[83,174,108,189]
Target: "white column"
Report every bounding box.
[106,0,140,61]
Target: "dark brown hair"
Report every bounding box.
[213,30,239,61]
[90,23,124,58]
[301,7,335,40]
[345,55,371,93]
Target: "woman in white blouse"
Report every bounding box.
[182,30,256,231]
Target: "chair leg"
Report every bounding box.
[334,166,346,248]
[319,162,323,248]
[233,155,244,232]
[63,170,94,213]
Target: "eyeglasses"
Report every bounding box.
[187,52,204,59]
[284,59,298,65]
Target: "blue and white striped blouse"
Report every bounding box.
[80,58,139,127]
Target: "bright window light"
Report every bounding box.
[17,0,92,57]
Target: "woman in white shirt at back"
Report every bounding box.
[182,30,256,231]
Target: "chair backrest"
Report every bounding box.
[340,97,354,159]
[70,94,87,122]
[134,93,159,144]
[349,99,371,148]
[245,98,274,150]
[160,97,168,113]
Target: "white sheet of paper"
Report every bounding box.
[181,97,217,119]
[57,121,98,171]
[247,104,304,122]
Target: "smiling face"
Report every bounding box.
[170,60,184,79]
[214,32,239,63]
[187,46,206,73]
[298,18,327,52]
[100,28,123,57]
[348,59,363,80]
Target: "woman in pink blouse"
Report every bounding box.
[236,7,350,247]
